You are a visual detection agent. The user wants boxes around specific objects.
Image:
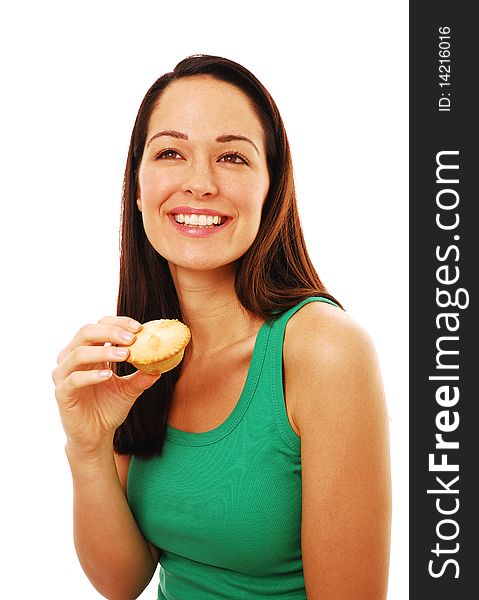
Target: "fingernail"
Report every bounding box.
[114,348,129,358]
[120,330,134,342]
[128,320,142,332]
[99,369,112,378]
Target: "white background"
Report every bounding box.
[1,1,408,598]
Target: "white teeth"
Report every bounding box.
[174,213,224,227]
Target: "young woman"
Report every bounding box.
[53,55,391,600]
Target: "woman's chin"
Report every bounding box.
[166,256,239,275]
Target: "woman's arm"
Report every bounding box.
[284,303,391,600]
[52,316,161,599]
[114,453,160,564]
[67,445,159,600]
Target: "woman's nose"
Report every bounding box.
[181,160,218,197]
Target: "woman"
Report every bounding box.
[53,55,391,599]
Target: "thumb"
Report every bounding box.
[120,370,162,401]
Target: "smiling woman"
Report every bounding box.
[136,76,270,265]
[52,54,391,600]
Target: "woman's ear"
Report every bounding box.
[136,197,142,212]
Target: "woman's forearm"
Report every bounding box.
[66,443,157,600]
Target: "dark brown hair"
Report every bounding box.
[114,54,341,457]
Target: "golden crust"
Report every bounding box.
[127,319,191,374]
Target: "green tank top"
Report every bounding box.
[127,296,338,599]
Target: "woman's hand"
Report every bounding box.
[52,316,161,457]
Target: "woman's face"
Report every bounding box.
[137,76,270,272]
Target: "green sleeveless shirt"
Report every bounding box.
[127,296,338,599]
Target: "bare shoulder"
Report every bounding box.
[284,300,375,362]
[283,300,385,433]
[285,301,391,598]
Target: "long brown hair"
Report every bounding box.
[114,54,341,457]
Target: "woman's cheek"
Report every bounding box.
[140,179,175,210]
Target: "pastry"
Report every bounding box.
[127,319,191,374]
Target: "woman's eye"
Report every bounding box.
[154,150,247,164]
[155,149,182,160]
[219,153,248,164]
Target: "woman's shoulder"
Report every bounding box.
[284,299,376,363]
[283,300,384,432]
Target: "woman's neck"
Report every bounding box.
[168,262,263,356]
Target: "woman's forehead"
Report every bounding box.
[147,76,264,142]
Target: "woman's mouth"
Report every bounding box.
[173,213,225,228]
[167,212,231,237]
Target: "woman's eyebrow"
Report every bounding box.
[146,130,259,154]
[215,134,259,155]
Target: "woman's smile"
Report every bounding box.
[167,209,232,238]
